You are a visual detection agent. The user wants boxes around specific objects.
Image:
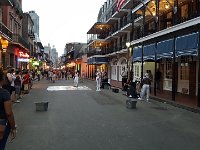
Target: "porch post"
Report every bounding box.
[197,0,200,16]
[141,5,146,80]
[172,35,176,101]
[155,0,159,31]
[141,43,144,81]
[197,24,200,107]
[154,43,157,96]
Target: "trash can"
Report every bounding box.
[127,82,137,98]
[126,99,137,109]
[35,101,49,111]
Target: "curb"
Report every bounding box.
[150,96,200,114]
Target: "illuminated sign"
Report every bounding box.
[33,61,39,66]
[18,58,30,62]
[18,52,30,58]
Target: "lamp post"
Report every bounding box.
[126,42,131,82]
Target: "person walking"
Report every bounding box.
[138,73,151,102]
[74,71,79,87]
[0,69,17,150]
[96,69,101,91]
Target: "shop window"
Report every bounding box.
[180,56,189,80]
[165,59,172,79]
[112,66,116,75]
[134,65,140,77]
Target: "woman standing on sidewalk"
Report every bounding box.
[0,69,17,150]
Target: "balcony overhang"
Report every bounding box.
[0,0,13,6]
[134,16,143,27]
[122,0,134,9]
[87,22,110,34]
[88,39,107,48]
[132,0,150,14]
[112,9,129,18]
[131,16,200,45]
[105,18,118,24]
[112,30,129,37]
[105,35,118,41]
[10,41,29,51]
[121,23,132,31]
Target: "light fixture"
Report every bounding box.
[126,42,130,48]
[165,4,169,9]
[0,39,9,53]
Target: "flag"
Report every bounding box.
[117,0,126,12]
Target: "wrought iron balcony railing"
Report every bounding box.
[0,22,12,39]
[12,34,29,50]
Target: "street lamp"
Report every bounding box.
[126,42,131,81]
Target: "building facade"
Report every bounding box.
[87,0,200,107]
[0,0,31,70]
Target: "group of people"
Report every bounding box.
[120,66,162,102]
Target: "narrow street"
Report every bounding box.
[6,79,200,150]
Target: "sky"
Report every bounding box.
[22,0,106,56]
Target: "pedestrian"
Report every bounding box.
[74,71,79,87]
[14,71,22,102]
[121,67,128,91]
[0,68,17,150]
[23,70,30,94]
[52,72,56,83]
[96,69,101,91]
[155,69,161,90]
[147,70,153,93]
[138,73,151,102]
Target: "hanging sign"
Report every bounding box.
[18,51,30,62]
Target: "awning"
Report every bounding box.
[175,32,199,56]
[143,43,156,60]
[132,46,142,62]
[157,39,174,59]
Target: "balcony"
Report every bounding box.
[28,31,35,40]
[11,0,23,17]
[0,22,12,40]
[0,0,13,6]
[12,34,29,50]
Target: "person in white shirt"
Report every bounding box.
[96,69,101,91]
[74,71,79,87]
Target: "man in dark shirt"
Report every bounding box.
[0,69,16,149]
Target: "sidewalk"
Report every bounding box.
[86,79,200,114]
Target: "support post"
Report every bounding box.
[198,24,200,107]
[172,35,176,101]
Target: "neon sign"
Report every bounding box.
[18,52,30,58]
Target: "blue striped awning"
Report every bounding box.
[157,39,174,59]
[143,43,156,61]
[175,32,199,56]
[132,46,142,62]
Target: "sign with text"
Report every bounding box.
[18,51,30,58]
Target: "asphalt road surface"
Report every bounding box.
[6,79,200,150]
